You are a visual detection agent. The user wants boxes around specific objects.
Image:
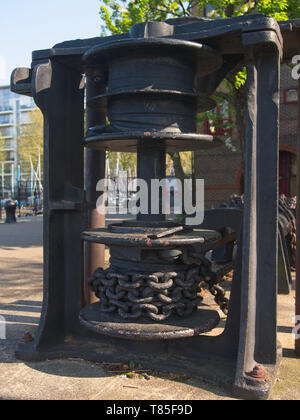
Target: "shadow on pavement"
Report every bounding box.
[0,216,43,249]
[24,360,110,379]
[0,300,42,347]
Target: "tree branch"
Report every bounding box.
[214,91,233,103]
[158,4,183,18]
[178,0,187,15]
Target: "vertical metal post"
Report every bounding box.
[17,164,21,217]
[234,39,280,395]
[84,69,107,305]
[137,140,166,222]
[296,75,300,356]
[255,51,279,364]
[11,163,14,198]
[29,59,85,346]
[235,48,258,378]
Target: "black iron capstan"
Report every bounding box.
[80,21,226,337]
[11,14,290,400]
[83,22,223,219]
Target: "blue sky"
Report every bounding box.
[0,0,102,85]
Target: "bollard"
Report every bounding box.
[4,200,17,224]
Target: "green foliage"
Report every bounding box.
[207,0,289,20]
[100,0,180,35]
[99,0,300,36]
[0,132,5,163]
[287,0,300,19]
[17,110,44,176]
[129,360,135,369]
[99,0,300,168]
[167,151,192,175]
[107,151,137,174]
[234,68,247,90]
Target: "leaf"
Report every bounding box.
[234,69,247,90]
[98,0,300,173]
[129,360,135,369]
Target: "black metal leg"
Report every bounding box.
[296,71,300,356]
[233,46,280,397]
[16,59,85,354]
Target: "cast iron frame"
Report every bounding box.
[11,14,300,400]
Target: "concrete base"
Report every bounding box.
[1,217,299,400]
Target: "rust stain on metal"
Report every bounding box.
[246,365,268,381]
[22,331,34,343]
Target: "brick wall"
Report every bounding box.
[195,64,298,208]
[280,64,298,154]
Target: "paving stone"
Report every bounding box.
[0,216,299,400]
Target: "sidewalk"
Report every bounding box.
[0,216,299,400]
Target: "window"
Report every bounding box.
[20,112,30,124]
[0,114,11,124]
[4,151,14,161]
[4,140,13,149]
[284,88,298,104]
[203,104,233,136]
[20,96,35,109]
[0,127,13,137]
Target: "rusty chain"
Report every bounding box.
[279,195,297,270]
[89,247,229,321]
[181,249,229,316]
[89,267,204,321]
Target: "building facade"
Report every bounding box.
[195,64,298,208]
[0,85,36,197]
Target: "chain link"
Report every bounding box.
[89,266,205,321]
[181,248,230,315]
[89,246,231,321]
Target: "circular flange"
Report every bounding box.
[83,38,223,77]
[83,131,223,152]
[81,227,221,248]
[79,302,220,341]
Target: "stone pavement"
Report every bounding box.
[0,216,299,400]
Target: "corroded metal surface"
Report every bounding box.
[88,247,230,320]
[10,14,291,400]
[4,200,17,224]
[82,226,221,248]
[83,36,223,153]
[88,267,203,322]
[83,131,222,152]
[79,302,220,340]
[83,38,223,77]
[82,28,228,329]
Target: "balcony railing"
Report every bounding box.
[0,107,13,113]
[0,122,13,127]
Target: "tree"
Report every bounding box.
[100,1,295,35]
[287,0,300,18]
[0,132,5,163]
[107,151,137,175]
[99,1,300,174]
[17,109,44,180]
